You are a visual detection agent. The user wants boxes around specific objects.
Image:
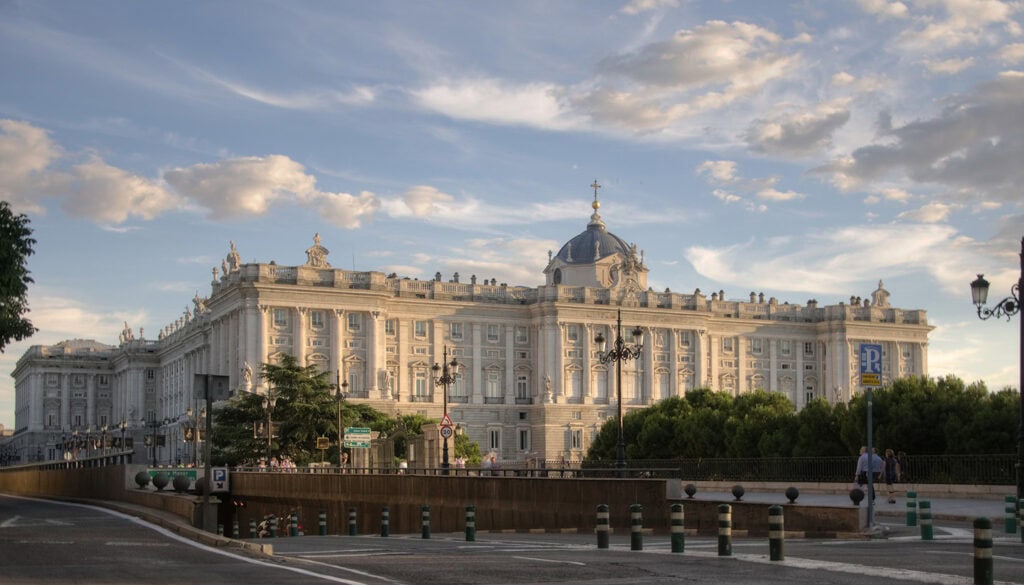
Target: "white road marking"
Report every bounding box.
[1,516,72,528]
[512,556,586,566]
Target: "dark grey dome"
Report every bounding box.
[555,221,631,265]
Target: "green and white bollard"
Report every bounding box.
[232,520,240,538]
[465,505,476,542]
[670,503,685,553]
[249,518,257,538]
[289,512,299,537]
[974,517,993,585]
[349,507,357,536]
[718,504,732,557]
[906,491,917,527]
[269,515,278,538]
[596,504,610,549]
[630,504,643,551]
[421,505,431,539]
[768,505,784,562]
[380,506,390,537]
[919,500,933,540]
[319,510,327,536]
[1004,495,1017,534]
[217,523,223,536]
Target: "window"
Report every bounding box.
[722,338,734,352]
[273,308,288,327]
[97,375,109,387]
[516,375,529,399]
[414,370,428,397]
[385,319,396,336]
[489,429,501,451]
[780,340,791,356]
[146,369,154,380]
[571,411,582,420]
[309,310,325,329]
[486,371,502,399]
[679,331,691,347]
[566,324,578,342]
[46,373,59,387]
[414,321,427,338]
[902,345,912,359]
[450,322,463,340]
[655,331,666,349]
[487,324,499,342]
[515,326,528,344]
[570,429,583,450]
[348,313,361,331]
[310,338,325,347]
[519,429,530,451]
[751,338,763,354]
[804,342,814,356]
[47,413,56,427]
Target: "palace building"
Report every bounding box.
[6,190,933,466]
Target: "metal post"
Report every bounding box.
[630,504,643,551]
[380,506,390,537]
[465,504,476,542]
[718,504,732,556]
[432,346,458,475]
[319,510,327,536]
[768,505,784,561]
[974,517,994,585]
[594,310,643,478]
[349,507,357,536]
[201,374,213,533]
[670,503,684,553]
[289,511,298,537]
[920,500,933,540]
[906,491,917,526]
[421,505,431,539]
[596,504,609,549]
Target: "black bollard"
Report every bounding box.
[973,517,993,585]
[768,505,784,561]
[630,504,643,551]
[421,505,431,539]
[465,505,476,542]
[380,506,390,537]
[596,504,610,549]
[349,507,357,536]
[670,503,684,553]
[718,504,732,557]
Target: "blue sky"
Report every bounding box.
[1,0,1022,429]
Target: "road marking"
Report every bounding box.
[926,550,1024,564]
[104,541,172,547]
[1,516,72,528]
[512,556,586,566]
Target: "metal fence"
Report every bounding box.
[579,454,1017,484]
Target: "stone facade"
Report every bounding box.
[5,197,932,466]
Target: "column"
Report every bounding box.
[694,330,705,390]
[245,300,259,378]
[61,373,71,428]
[583,324,594,403]
[397,318,410,401]
[795,341,804,409]
[86,373,96,428]
[294,307,307,366]
[505,326,515,405]
[708,334,719,391]
[642,327,654,405]
[550,319,562,401]
[472,323,483,404]
[258,306,269,376]
[367,311,380,396]
[331,309,344,378]
[669,330,678,397]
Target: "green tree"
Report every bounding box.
[0,201,37,352]
[454,431,482,464]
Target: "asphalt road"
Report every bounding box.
[2,494,1022,585]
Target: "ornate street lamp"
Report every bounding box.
[594,309,644,476]
[970,236,1024,510]
[432,345,459,474]
[263,391,278,464]
[335,370,349,469]
[100,424,108,455]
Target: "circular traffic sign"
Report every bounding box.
[440,426,454,439]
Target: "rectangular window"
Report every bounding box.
[385,319,396,336]
[310,338,325,347]
[414,371,427,397]
[515,326,528,344]
[679,331,691,347]
[570,429,583,450]
[47,413,56,427]
[489,429,500,450]
[566,324,578,342]
[516,375,528,399]
[74,414,82,427]
[486,372,501,398]
[781,340,791,355]
[571,411,582,420]
[46,373,59,387]
[273,308,288,327]
[450,322,463,340]
[722,337,734,352]
[804,342,814,356]
[309,310,325,329]
[97,375,109,387]
[414,321,427,337]
[519,429,530,451]
[487,324,500,342]
[347,313,361,331]
[751,338,763,354]
[146,369,154,380]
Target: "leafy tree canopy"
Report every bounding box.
[0,201,37,352]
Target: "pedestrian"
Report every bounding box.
[854,446,883,502]
[481,455,492,477]
[883,448,901,503]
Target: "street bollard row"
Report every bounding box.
[906,491,917,527]
[465,505,476,542]
[920,500,933,540]
[349,507,357,536]
[1004,495,1017,534]
[596,504,610,549]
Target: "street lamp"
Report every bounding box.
[432,345,459,475]
[100,424,108,455]
[185,407,205,467]
[263,391,277,464]
[334,371,349,469]
[594,309,644,476]
[970,235,1024,511]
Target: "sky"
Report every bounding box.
[1,0,1022,430]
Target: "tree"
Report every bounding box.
[0,201,37,352]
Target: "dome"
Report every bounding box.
[554,221,631,265]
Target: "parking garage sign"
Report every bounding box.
[860,343,882,387]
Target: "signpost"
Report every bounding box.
[860,343,883,528]
[344,427,371,449]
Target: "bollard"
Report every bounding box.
[319,510,327,536]
[768,505,784,561]
[249,518,257,538]
[349,507,357,536]
[596,504,610,549]
[217,523,223,536]
[973,517,993,585]
[718,504,732,557]
[630,504,643,551]
[269,515,278,538]
[421,505,431,539]
[380,506,390,537]
[670,503,685,553]
[232,520,240,539]
[919,500,933,540]
[906,491,917,527]
[1004,495,1017,534]
[465,505,476,542]
[289,512,299,537]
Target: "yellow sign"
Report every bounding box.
[316,436,330,450]
[861,373,880,386]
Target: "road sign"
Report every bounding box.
[211,467,229,492]
[316,436,330,450]
[440,414,453,428]
[194,374,232,401]
[440,426,454,439]
[860,343,882,387]
[344,427,371,449]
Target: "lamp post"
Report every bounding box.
[431,345,459,475]
[970,235,1024,510]
[335,370,349,469]
[100,424,108,456]
[263,391,277,464]
[594,309,644,477]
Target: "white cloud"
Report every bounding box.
[757,188,806,201]
[412,78,583,131]
[895,0,1020,51]
[999,42,1024,63]
[745,98,851,156]
[897,202,954,223]
[402,185,455,218]
[314,190,380,229]
[712,188,742,204]
[619,0,679,16]
[696,160,738,183]
[922,57,975,75]
[831,71,857,86]
[65,156,180,224]
[874,187,915,203]
[857,0,909,19]
[0,119,69,215]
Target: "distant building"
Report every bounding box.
[7,189,932,466]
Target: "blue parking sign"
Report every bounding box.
[860,343,882,387]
